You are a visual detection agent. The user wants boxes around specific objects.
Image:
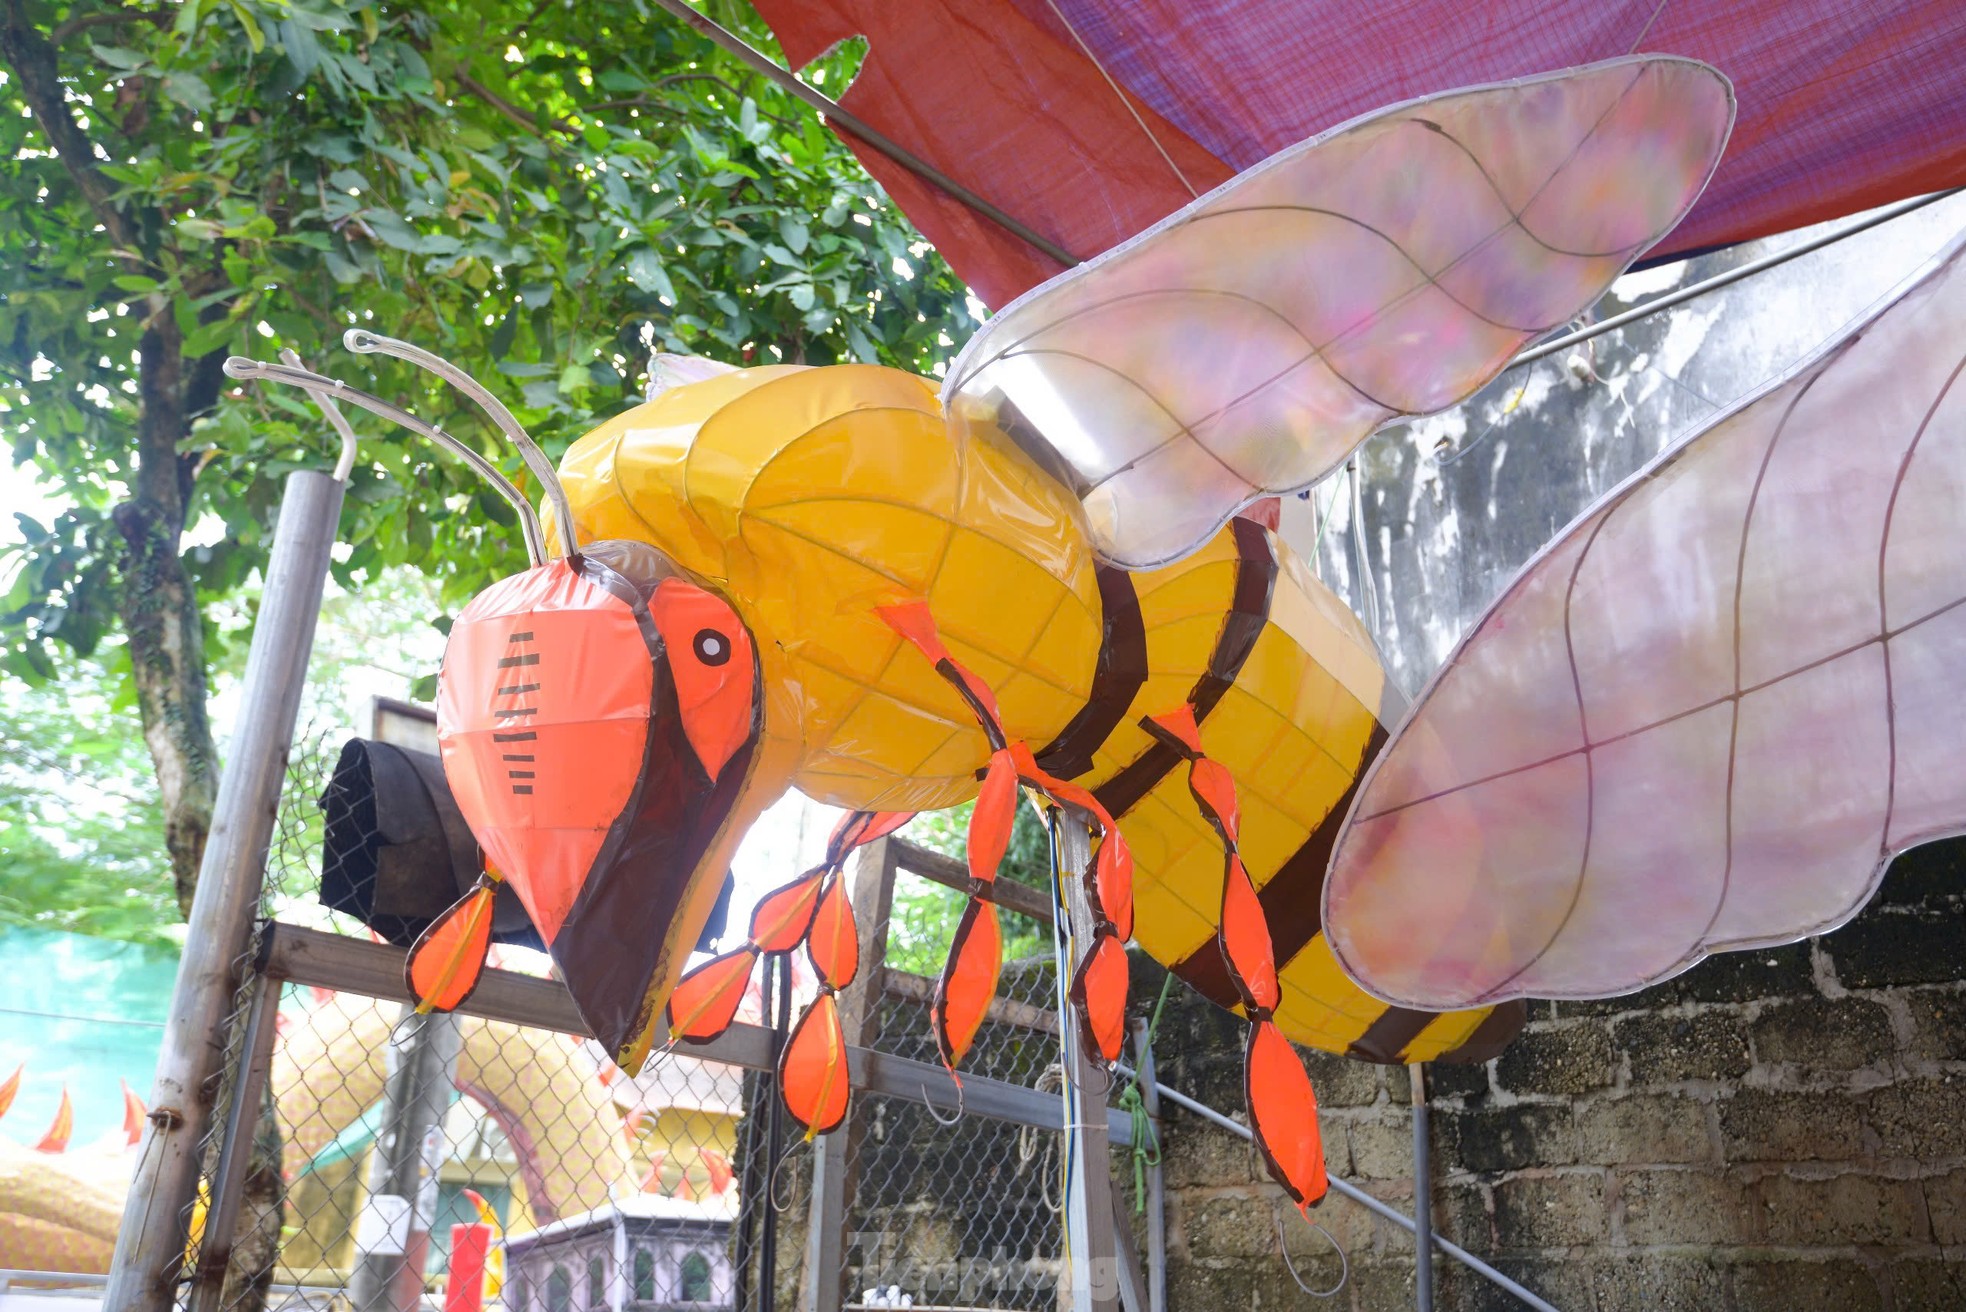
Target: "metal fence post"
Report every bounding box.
[804,837,898,1312]
[185,969,284,1312]
[1127,1019,1167,1312]
[348,1008,463,1312]
[103,468,345,1312]
[1411,1062,1434,1312]
[1049,809,1121,1312]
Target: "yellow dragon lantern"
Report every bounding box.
[232,56,1736,1210]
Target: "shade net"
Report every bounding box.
[752,0,1966,310]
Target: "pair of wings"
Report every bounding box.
[943,52,1966,1009]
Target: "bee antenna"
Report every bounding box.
[222,355,548,566]
[343,329,581,557]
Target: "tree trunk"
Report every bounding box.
[2,9,280,1303]
[112,320,224,912]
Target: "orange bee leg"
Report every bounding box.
[670,806,900,1069]
[1142,706,1331,1212]
[682,809,900,1139]
[404,863,504,1015]
[878,601,1135,1072]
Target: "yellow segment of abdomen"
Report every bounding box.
[1071,527,1505,1061]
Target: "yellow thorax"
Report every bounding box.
[546,363,1105,813]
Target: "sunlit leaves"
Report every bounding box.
[1,0,976,684]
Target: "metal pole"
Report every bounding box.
[758,954,792,1312]
[644,0,1079,267]
[1127,1019,1166,1312]
[1120,1070,1562,1312]
[1049,809,1121,1312]
[1411,1063,1433,1312]
[805,838,898,1312]
[185,971,284,1312]
[103,469,346,1312]
[1347,458,1381,639]
[1507,187,1961,371]
[348,1009,463,1312]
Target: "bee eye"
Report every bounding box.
[694,629,731,666]
[649,578,757,784]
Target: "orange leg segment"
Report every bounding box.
[663,809,906,1140]
[880,602,1135,1071]
[1143,706,1330,1211]
[404,864,504,1015]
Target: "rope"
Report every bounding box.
[1018,1063,1068,1214]
[1113,973,1174,1213]
[1038,0,1199,199]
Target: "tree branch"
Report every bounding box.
[452,70,574,136]
[0,0,144,261]
[48,8,168,47]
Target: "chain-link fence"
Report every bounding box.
[166,695,1102,1312]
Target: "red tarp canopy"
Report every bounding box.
[751,0,1966,309]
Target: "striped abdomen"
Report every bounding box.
[1043,518,1523,1064]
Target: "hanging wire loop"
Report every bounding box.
[1278,1208,1350,1298]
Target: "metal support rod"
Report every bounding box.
[1118,1068,1563,1312]
[184,971,283,1312]
[340,330,578,555]
[1127,1019,1167,1312]
[1411,1063,1434,1312]
[348,1009,463,1312]
[645,0,1080,267]
[225,357,545,566]
[1348,457,1381,639]
[103,469,345,1312]
[1050,809,1122,1312]
[1508,187,1962,371]
[758,954,792,1312]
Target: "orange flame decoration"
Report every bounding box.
[34,1086,72,1153]
[637,1149,738,1199]
[121,1080,146,1149]
[702,1148,735,1194]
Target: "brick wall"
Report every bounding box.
[1140,838,1966,1311]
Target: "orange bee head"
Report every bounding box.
[437,538,761,1064]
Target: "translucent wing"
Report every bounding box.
[1323,231,1966,1009]
[943,56,1734,569]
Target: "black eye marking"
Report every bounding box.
[693,628,731,666]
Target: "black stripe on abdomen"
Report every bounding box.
[1035,565,1147,780]
[1092,517,1278,817]
[1169,720,1387,1011]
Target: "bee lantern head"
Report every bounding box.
[436,539,764,1068]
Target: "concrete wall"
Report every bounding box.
[1138,835,1966,1311]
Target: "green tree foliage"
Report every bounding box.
[0,647,177,943]
[890,801,1054,975]
[0,0,977,910]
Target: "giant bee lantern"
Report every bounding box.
[230,58,1966,1210]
